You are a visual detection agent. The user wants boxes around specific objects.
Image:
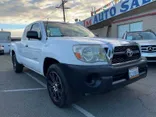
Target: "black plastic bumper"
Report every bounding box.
[0,50,4,55]
[60,58,148,94]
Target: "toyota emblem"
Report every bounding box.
[126,48,133,57]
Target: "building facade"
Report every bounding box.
[111,9,156,38]
[78,0,156,38]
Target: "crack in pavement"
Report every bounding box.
[124,84,156,114]
[137,96,156,114]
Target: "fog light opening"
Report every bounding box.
[86,74,102,87]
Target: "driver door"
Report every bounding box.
[25,23,43,72]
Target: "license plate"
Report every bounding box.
[129,67,139,79]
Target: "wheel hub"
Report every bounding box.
[53,83,58,92]
[48,71,64,102]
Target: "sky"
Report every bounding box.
[0,0,110,37]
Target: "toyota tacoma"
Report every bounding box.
[10,21,148,108]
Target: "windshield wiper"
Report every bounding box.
[49,35,66,37]
[49,35,89,37]
[60,35,69,37]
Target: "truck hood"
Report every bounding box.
[132,40,156,46]
[47,37,134,47]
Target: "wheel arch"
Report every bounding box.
[11,44,22,64]
[43,57,60,76]
[12,50,15,56]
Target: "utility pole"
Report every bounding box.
[56,0,70,22]
[62,0,66,22]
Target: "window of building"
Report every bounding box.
[118,24,129,38]
[118,21,143,38]
[130,22,143,32]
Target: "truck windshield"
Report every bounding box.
[126,31,156,40]
[0,32,11,43]
[44,22,95,38]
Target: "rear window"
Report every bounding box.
[0,32,11,42]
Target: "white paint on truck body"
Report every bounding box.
[10,21,138,76]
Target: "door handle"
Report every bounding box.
[25,45,28,47]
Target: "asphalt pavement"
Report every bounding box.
[0,55,156,117]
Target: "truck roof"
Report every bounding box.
[32,20,73,25]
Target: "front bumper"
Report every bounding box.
[60,58,148,94]
[142,52,156,62]
[0,50,4,54]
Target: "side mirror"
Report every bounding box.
[26,31,40,40]
[95,34,99,37]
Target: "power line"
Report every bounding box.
[56,0,70,22]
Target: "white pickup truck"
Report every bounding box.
[11,21,148,108]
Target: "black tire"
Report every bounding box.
[12,54,23,73]
[46,64,73,108]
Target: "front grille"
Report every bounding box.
[141,45,156,48]
[114,46,139,52]
[146,57,156,61]
[112,45,141,64]
[0,50,4,53]
[141,45,156,52]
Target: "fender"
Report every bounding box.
[39,44,66,75]
[40,55,61,75]
[10,42,22,64]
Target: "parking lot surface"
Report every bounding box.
[0,55,156,117]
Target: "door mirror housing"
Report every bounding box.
[26,31,41,40]
[95,34,99,37]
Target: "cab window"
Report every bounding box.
[23,25,31,40]
[30,23,41,39]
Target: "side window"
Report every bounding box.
[30,23,41,39]
[23,25,31,40]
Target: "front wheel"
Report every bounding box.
[46,64,73,108]
[12,54,23,73]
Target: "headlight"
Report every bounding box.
[0,46,3,50]
[73,45,108,63]
[136,44,142,54]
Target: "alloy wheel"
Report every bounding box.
[47,71,64,103]
[13,55,16,70]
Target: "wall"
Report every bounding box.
[111,10,156,38]
[91,26,108,37]
[143,14,156,32]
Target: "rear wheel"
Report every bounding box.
[47,64,73,108]
[12,54,23,73]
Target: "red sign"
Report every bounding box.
[84,19,92,27]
